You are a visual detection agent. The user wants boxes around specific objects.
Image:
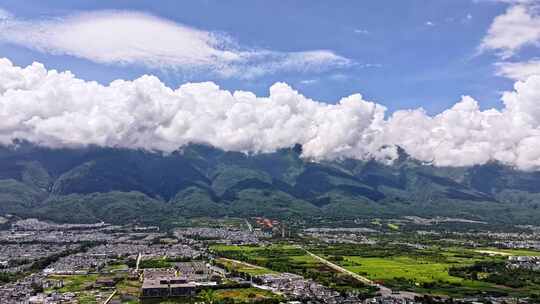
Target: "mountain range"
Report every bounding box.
[1,141,540,226]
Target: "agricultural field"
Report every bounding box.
[139,288,282,304]
[338,255,504,296]
[105,263,130,272]
[387,223,400,230]
[472,248,540,257]
[111,276,142,303]
[45,273,141,303]
[46,274,100,293]
[210,244,377,296]
[138,258,173,269]
[215,258,275,276]
[210,244,323,275]
[311,243,539,297]
[45,274,115,303]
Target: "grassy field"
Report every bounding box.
[339,255,504,296]
[139,258,173,269]
[78,292,99,304]
[46,273,137,303]
[113,277,142,303]
[105,263,130,272]
[342,256,464,283]
[210,244,322,271]
[139,288,282,304]
[45,274,119,303]
[216,258,275,276]
[47,274,100,293]
[211,244,377,296]
[313,244,532,297]
[387,223,400,230]
[473,248,540,257]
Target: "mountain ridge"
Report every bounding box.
[1,142,539,226]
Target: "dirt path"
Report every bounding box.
[218,257,266,269]
[475,250,512,256]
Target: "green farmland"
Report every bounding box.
[311,243,539,297]
[216,257,276,276]
[211,244,377,296]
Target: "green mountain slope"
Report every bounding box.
[1,142,540,225]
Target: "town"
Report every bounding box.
[1,215,540,304]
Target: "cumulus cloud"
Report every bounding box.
[0,10,351,78]
[0,8,11,20]
[480,5,540,58]
[496,59,540,80]
[0,58,388,162]
[386,76,540,170]
[2,58,540,170]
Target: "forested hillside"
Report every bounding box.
[1,142,539,226]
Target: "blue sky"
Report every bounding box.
[0,0,535,114]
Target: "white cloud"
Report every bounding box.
[299,79,318,85]
[360,63,383,68]
[425,21,435,26]
[0,10,351,78]
[480,5,540,58]
[0,58,386,162]
[2,58,540,170]
[385,77,540,169]
[353,29,370,34]
[224,50,351,79]
[0,8,11,20]
[496,59,540,80]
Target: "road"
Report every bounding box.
[135,252,142,272]
[474,250,512,256]
[244,219,253,232]
[103,290,117,304]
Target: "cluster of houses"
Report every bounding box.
[507,256,540,271]
[253,273,364,304]
[174,227,269,245]
[141,262,226,298]
[0,274,45,304]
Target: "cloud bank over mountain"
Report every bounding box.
[0,10,350,79]
[1,58,540,170]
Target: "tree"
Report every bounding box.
[199,289,217,304]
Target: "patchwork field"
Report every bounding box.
[45,274,115,303]
[216,257,275,276]
[313,244,538,297]
[139,287,282,304]
[211,244,377,296]
[338,255,502,295]
[46,274,100,293]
